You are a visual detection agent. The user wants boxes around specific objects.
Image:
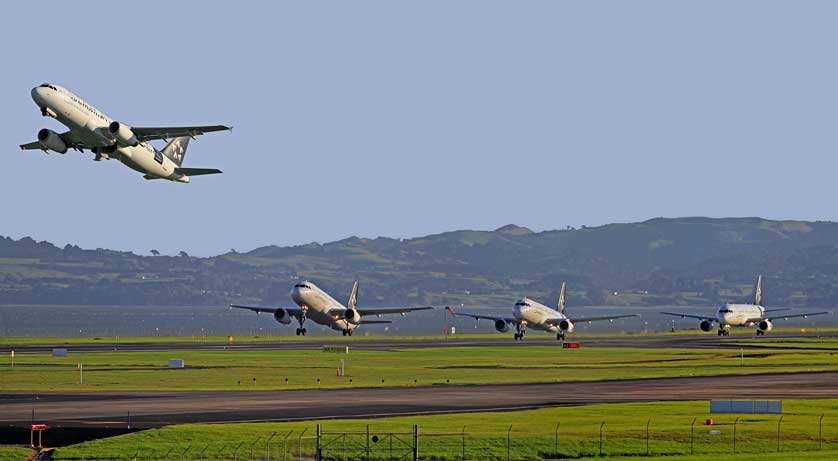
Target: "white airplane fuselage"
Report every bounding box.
[30,85,189,182]
[513,297,565,332]
[291,282,358,332]
[714,303,764,328]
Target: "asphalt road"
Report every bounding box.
[3,331,837,354]
[2,371,837,428]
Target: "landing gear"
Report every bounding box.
[295,328,307,336]
[41,107,49,117]
[755,329,765,336]
[717,327,730,337]
[295,311,308,336]
[557,332,565,341]
[514,325,526,341]
[342,329,353,336]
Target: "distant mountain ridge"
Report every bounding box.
[2,217,838,307]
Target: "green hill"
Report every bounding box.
[3,217,838,307]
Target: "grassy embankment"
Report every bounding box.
[52,400,838,460]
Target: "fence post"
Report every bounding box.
[506,425,512,461]
[646,418,651,456]
[733,417,739,454]
[599,421,605,457]
[266,432,278,461]
[250,438,262,461]
[413,424,419,461]
[297,429,308,461]
[690,418,696,455]
[554,421,560,456]
[281,431,293,461]
[198,445,210,461]
[820,414,825,450]
[233,442,244,461]
[777,415,784,452]
[461,426,466,461]
[180,445,191,461]
[366,425,370,461]
[316,424,322,461]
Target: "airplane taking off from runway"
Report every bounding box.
[661,275,829,336]
[447,282,638,341]
[231,281,433,336]
[20,83,230,183]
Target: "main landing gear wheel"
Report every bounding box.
[557,333,565,341]
[756,330,764,336]
[296,328,307,336]
[342,329,354,337]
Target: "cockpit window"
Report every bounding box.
[39,84,58,91]
[515,302,531,307]
[294,283,312,289]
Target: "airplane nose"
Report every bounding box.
[31,86,46,104]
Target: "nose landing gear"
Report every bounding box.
[295,310,308,336]
[556,332,566,341]
[514,325,526,341]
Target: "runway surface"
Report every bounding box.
[2,371,837,428]
[3,331,837,354]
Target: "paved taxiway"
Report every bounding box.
[2,371,837,428]
[3,331,837,354]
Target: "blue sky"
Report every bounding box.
[2,1,837,255]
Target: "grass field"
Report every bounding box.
[0,447,33,461]
[51,400,838,460]
[2,327,836,345]
[2,344,838,391]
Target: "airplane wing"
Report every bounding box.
[175,168,223,176]
[445,307,519,325]
[19,130,91,151]
[355,306,434,316]
[548,314,639,324]
[132,125,231,142]
[230,304,304,316]
[745,311,830,323]
[661,311,716,322]
[763,308,791,313]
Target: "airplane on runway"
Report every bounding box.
[447,282,638,341]
[20,83,230,183]
[231,281,434,336]
[661,275,829,336]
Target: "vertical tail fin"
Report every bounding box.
[753,275,763,306]
[348,281,359,309]
[162,136,190,166]
[558,281,567,313]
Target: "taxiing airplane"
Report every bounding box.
[447,282,638,341]
[231,281,433,336]
[661,275,829,336]
[20,83,230,183]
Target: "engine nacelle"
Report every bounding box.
[273,308,292,325]
[757,319,773,333]
[37,128,67,154]
[558,319,574,333]
[344,308,362,324]
[700,320,713,332]
[494,319,509,333]
[108,121,139,147]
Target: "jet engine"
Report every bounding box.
[108,121,139,147]
[37,129,67,154]
[494,319,509,333]
[344,308,362,324]
[700,320,713,332]
[273,309,292,325]
[757,319,773,333]
[558,319,574,333]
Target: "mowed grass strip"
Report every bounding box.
[53,400,838,460]
[2,345,838,391]
[0,446,33,461]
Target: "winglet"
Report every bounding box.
[445,306,458,317]
[348,281,359,309]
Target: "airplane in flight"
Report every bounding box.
[447,282,638,341]
[231,281,433,336]
[661,275,829,336]
[20,83,230,183]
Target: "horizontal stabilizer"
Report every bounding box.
[175,167,223,176]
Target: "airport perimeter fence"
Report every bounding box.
[45,413,838,461]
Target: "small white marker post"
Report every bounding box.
[78,363,83,385]
[740,348,744,366]
[10,350,14,368]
